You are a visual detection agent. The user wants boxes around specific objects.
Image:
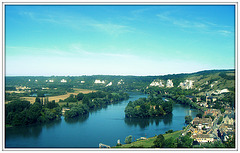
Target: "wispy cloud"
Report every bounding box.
[156,11,233,36]
[19,10,133,36]
[69,43,137,59]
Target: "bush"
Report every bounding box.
[124,135,132,144]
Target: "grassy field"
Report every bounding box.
[21,88,96,104]
[114,130,182,148]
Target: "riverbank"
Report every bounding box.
[113,130,182,148]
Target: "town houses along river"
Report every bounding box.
[5,92,199,148]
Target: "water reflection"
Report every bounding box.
[6,119,61,139]
[64,113,89,124]
[124,113,173,129]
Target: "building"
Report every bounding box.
[178,79,194,89]
[166,79,174,88]
[94,80,105,84]
[194,134,214,143]
[81,81,85,83]
[117,79,124,85]
[150,80,164,87]
[61,79,67,83]
[192,117,213,127]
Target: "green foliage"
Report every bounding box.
[64,91,129,119]
[224,135,235,148]
[153,134,165,148]
[220,108,225,114]
[124,135,133,144]
[76,93,84,101]
[125,96,173,118]
[165,129,174,134]
[64,94,77,102]
[163,137,177,148]
[196,113,203,118]
[219,72,235,80]
[64,104,89,119]
[5,99,61,127]
[185,115,192,124]
[217,116,223,125]
[177,134,193,148]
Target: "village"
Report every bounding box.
[182,98,235,145]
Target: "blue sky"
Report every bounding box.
[5,5,235,76]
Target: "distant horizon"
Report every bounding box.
[4,68,235,77]
[5,5,235,76]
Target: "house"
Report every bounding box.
[195,134,214,143]
[94,80,105,84]
[192,117,212,127]
[186,95,195,101]
[222,115,234,125]
[118,79,124,85]
[218,124,235,141]
[206,96,217,102]
[81,81,85,83]
[61,79,67,83]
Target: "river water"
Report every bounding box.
[5,92,199,148]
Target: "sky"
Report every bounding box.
[5,5,235,76]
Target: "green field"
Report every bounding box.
[114,130,182,148]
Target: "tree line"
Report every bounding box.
[64,91,129,119]
[5,98,61,127]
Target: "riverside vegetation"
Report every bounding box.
[5,69,235,148]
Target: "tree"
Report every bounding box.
[220,108,225,114]
[35,97,41,103]
[76,93,84,101]
[124,135,132,144]
[163,137,176,148]
[185,115,193,124]
[196,113,202,118]
[224,135,235,148]
[82,96,90,105]
[153,134,165,148]
[177,134,193,148]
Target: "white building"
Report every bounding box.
[178,79,194,89]
[166,79,174,88]
[94,80,105,84]
[61,79,67,83]
[118,79,124,85]
[106,82,112,87]
[81,81,85,84]
[150,80,164,87]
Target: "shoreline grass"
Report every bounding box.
[113,130,182,148]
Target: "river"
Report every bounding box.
[5,92,199,148]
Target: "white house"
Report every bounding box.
[81,81,85,84]
[94,80,105,84]
[118,79,124,85]
[61,79,67,83]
